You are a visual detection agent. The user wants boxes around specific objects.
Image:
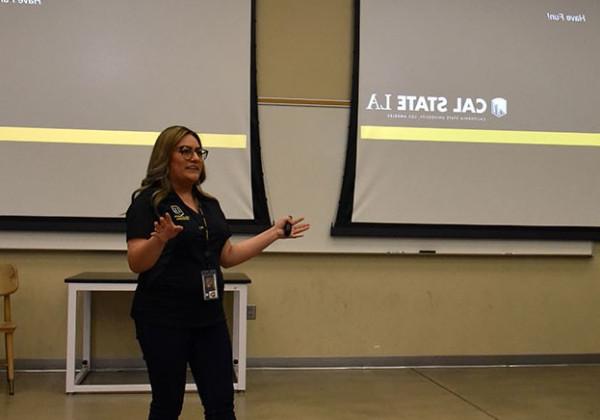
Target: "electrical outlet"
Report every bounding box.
[247,304,257,320]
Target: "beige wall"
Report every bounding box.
[256,0,353,100]
[2,248,600,361]
[2,0,600,364]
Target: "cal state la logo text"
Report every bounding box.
[365,93,508,118]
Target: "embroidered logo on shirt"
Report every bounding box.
[170,205,190,221]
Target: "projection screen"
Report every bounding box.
[0,0,269,232]
[333,0,600,239]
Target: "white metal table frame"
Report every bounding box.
[65,272,249,393]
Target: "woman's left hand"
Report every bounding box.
[274,216,310,239]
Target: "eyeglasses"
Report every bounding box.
[177,146,209,160]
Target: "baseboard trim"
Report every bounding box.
[247,354,600,368]
[9,354,600,372]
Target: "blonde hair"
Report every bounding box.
[132,125,209,211]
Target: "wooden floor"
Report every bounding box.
[2,366,600,419]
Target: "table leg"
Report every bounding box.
[82,290,92,370]
[65,286,77,393]
[232,285,248,391]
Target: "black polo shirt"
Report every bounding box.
[126,188,232,327]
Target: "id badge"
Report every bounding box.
[201,269,219,301]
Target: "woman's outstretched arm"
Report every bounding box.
[220,216,310,268]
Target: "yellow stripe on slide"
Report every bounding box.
[0,126,247,148]
[360,125,600,147]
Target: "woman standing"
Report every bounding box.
[126,125,309,420]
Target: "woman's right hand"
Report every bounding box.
[151,213,184,243]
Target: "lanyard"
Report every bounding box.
[197,204,209,243]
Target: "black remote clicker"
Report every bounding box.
[283,221,292,237]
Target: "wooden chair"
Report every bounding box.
[0,264,18,395]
